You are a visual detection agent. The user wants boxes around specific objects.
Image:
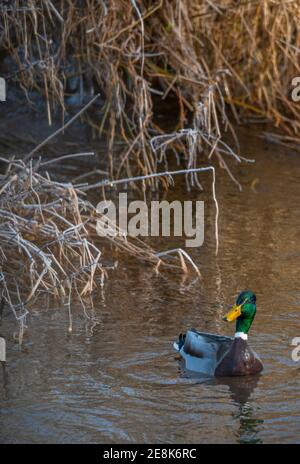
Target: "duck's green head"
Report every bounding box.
[223,290,257,335]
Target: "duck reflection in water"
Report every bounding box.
[216,375,264,444]
[178,358,264,444]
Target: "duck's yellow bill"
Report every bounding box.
[223,304,242,322]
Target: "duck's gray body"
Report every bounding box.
[174,329,233,376]
[174,329,263,377]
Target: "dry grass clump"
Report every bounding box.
[0,156,105,334]
[0,155,202,336]
[1,1,299,178]
[0,0,247,185]
[197,0,300,137]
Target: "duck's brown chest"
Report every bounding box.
[215,338,263,377]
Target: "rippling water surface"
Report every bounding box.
[0,129,300,443]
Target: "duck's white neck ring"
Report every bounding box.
[235,332,248,340]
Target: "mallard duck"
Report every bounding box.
[173,290,263,377]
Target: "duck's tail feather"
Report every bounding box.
[173,333,186,352]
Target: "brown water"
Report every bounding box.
[0,129,300,444]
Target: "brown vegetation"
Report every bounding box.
[2,1,299,179]
[0,1,299,332]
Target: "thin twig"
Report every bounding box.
[24,95,100,161]
[82,166,219,255]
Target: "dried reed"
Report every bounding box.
[1,0,284,183]
[0,154,202,338]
